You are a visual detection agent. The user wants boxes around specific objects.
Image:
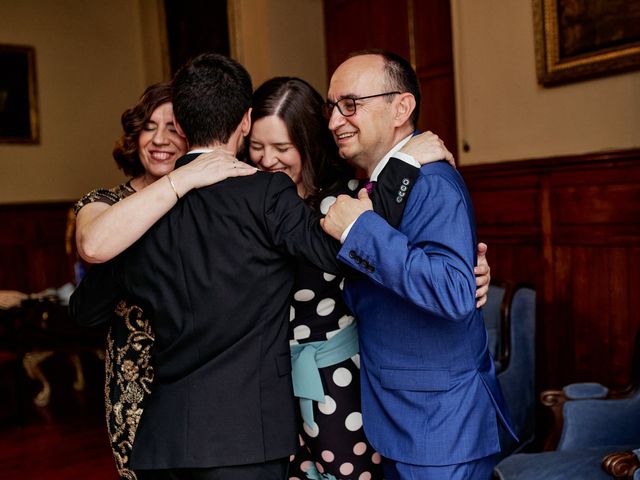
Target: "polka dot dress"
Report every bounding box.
[288,179,383,480]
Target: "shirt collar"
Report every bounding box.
[188,148,215,155]
[369,134,413,182]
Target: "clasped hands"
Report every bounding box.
[320,188,373,241]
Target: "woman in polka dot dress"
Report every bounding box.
[248,77,491,480]
[249,76,387,480]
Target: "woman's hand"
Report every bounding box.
[399,131,455,168]
[170,149,257,195]
[475,243,491,308]
[0,290,28,309]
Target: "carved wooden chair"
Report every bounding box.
[494,329,640,479]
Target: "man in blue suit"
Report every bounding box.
[321,50,517,479]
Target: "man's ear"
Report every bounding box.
[240,108,252,137]
[393,93,416,127]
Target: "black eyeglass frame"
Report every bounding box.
[322,91,402,119]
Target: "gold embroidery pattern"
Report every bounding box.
[105,301,155,480]
[74,182,135,214]
[76,182,148,479]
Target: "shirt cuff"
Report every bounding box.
[340,219,357,244]
[392,151,421,168]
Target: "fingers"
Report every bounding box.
[475,283,489,297]
[228,161,258,176]
[444,148,455,168]
[474,241,491,308]
[475,282,489,308]
[474,264,489,276]
[426,134,454,165]
[357,188,370,200]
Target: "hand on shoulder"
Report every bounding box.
[400,131,455,168]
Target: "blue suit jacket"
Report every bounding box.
[339,161,517,466]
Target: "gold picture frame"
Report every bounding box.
[0,44,39,143]
[533,0,640,86]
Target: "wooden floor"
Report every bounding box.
[0,353,119,479]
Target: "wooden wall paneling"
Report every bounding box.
[412,0,457,156]
[323,0,410,75]
[547,159,640,388]
[163,0,230,75]
[418,73,457,159]
[0,203,73,293]
[323,0,457,156]
[34,208,73,289]
[460,149,640,391]
[365,0,410,58]
[0,246,30,292]
[412,0,454,69]
[539,175,559,389]
[548,245,575,388]
[571,246,606,381]
[608,246,639,387]
[0,206,32,291]
[601,247,629,388]
[619,248,640,385]
[487,245,545,298]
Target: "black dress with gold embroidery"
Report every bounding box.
[75,183,154,480]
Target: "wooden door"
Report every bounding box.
[323,0,458,158]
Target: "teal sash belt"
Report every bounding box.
[290,321,359,427]
[301,462,337,480]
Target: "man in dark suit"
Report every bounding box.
[70,53,431,480]
[321,50,516,479]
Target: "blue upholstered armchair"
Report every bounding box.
[494,330,640,479]
[483,281,536,457]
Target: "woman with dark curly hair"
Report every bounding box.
[73,82,255,480]
[75,82,256,264]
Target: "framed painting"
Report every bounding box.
[533,0,640,86]
[0,45,39,143]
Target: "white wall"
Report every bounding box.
[451,0,640,165]
[0,0,326,204]
[0,0,163,203]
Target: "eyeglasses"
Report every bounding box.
[322,91,401,119]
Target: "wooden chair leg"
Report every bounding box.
[540,389,567,451]
[69,354,85,391]
[22,351,53,407]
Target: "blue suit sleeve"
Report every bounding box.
[338,169,477,321]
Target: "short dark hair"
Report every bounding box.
[113,82,172,177]
[172,53,252,147]
[348,49,421,127]
[250,77,352,209]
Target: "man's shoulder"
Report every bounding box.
[418,160,455,175]
[198,169,290,192]
[409,162,472,207]
[193,170,299,211]
[418,161,464,185]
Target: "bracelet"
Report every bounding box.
[167,173,180,200]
